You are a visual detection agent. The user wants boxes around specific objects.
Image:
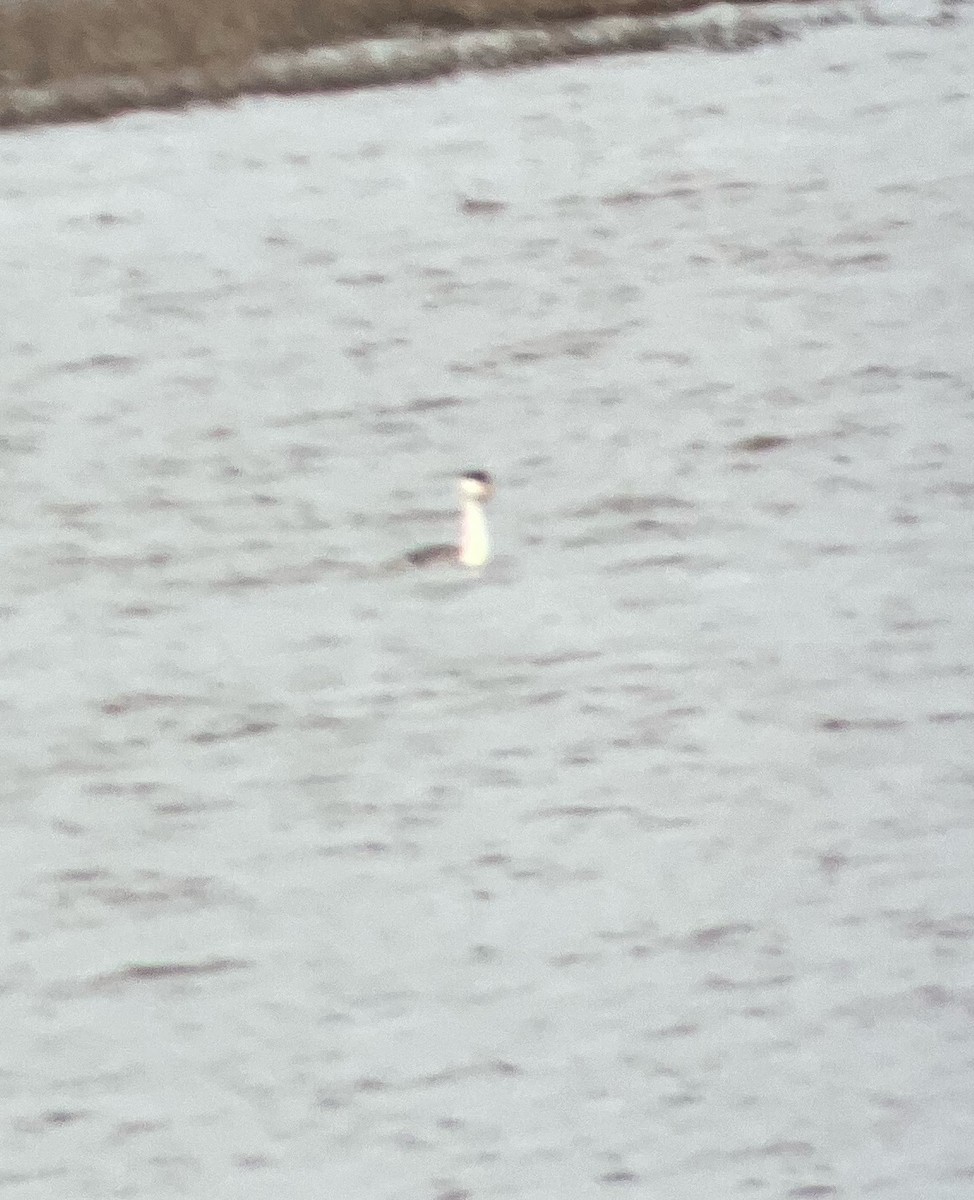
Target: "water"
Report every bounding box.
[1,8,973,1198]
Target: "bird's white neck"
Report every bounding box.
[459,498,489,567]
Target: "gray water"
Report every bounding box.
[1,7,973,1198]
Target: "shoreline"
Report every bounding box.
[0,1,950,131]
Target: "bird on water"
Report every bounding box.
[402,470,494,568]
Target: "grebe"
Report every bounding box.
[403,470,494,568]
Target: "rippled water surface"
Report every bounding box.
[2,9,974,1199]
